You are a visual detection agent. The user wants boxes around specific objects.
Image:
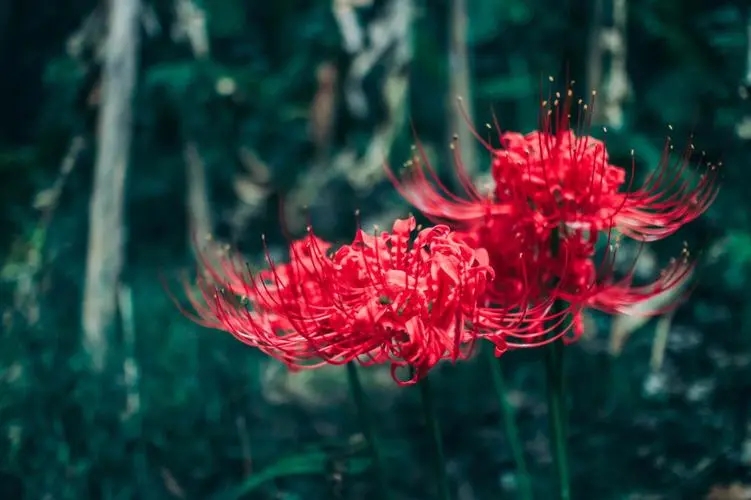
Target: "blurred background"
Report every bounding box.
[1,0,751,498]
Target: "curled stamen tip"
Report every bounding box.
[354,209,361,216]
[548,75,554,82]
[260,234,266,242]
[591,89,597,96]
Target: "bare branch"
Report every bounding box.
[172,0,209,57]
[340,0,412,118]
[586,0,630,129]
[184,142,213,243]
[331,0,372,54]
[283,0,414,231]
[447,0,477,177]
[118,283,140,420]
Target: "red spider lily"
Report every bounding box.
[490,93,719,241]
[328,216,498,384]
[387,90,717,242]
[176,217,518,385]
[385,87,717,350]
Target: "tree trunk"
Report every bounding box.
[81,0,140,372]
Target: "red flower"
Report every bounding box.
[177,217,507,384]
[385,88,717,349]
[388,90,717,242]
[491,94,719,241]
[327,216,497,383]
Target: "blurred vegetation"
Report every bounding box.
[1,0,750,498]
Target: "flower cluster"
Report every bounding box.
[178,88,718,384]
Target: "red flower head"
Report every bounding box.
[385,86,717,350]
[176,217,503,385]
[329,216,495,384]
[490,89,719,241]
[388,89,717,241]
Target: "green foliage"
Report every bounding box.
[467,0,533,44]
[205,0,247,38]
[219,446,371,499]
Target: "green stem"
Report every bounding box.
[544,339,570,500]
[346,362,391,499]
[484,347,534,499]
[418,375,452,500]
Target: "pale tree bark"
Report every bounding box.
[281,0,413,233]
[82,0,141,372]
[586,0,629,129]
[118,283,139,419]
[447,0,477,178]
[173,0,210,58]
[338,0,413,191]
[184,142,213,243]
[173,0,213,244]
